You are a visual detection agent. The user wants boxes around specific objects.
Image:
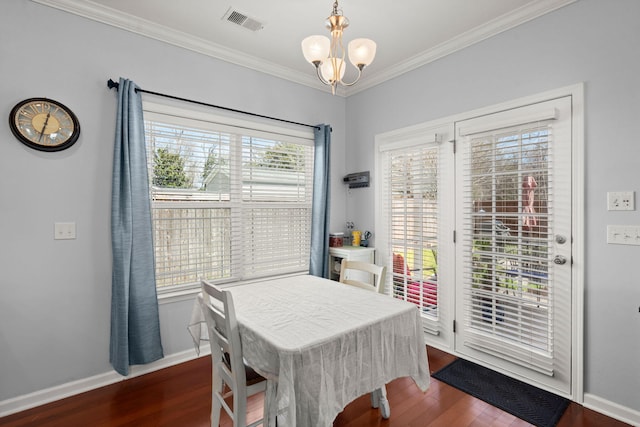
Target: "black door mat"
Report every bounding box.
[431,358,569,427]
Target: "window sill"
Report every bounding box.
[157,271,310,305]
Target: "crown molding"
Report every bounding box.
[31,0,317,87]
[347,0,576,96]
[32,0,575,98]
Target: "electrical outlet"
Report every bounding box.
[607,191,635,211]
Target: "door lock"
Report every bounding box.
[553,255,567,265]
[555,235,567,244]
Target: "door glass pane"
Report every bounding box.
[467,124,551,351]
[389,146,439,318]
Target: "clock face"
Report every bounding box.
[9,98,80,152]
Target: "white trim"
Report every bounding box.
[583,393,640,426]
[570,84,585,404]
[30,0,576,98]
[142,101,315,142]
[0,346,211,418]
[457,108,558,136]
[376,84,583,141]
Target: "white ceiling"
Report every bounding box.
[35,0,575,96]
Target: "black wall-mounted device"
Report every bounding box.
[343,171,370,188]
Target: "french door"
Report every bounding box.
[454,96,573,395]
[376,88,581,397]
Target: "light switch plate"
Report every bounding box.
[607,191,635,211]
[607,225,640,245]
[54,222,76,240]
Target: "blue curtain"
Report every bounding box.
[309,124,331,278]
[110,78,164,376]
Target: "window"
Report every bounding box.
[464,123,552,352]
[385,145,439,313]
[143,103,315,292]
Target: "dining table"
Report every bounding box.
[189,274,430,427]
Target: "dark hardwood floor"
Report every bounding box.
[0,347,630,427]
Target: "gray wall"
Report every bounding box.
[0,0,347,402]
[345,0,640,414]
[1,0,639,421]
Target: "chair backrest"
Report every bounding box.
[339,260,387,293]
[199,280,247,394]
[200,281,269,427]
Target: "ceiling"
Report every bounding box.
[35,0,574,96]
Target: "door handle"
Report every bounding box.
[553,255,567,265]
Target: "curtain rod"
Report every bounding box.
[107,79,320,131]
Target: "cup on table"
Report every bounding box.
[352,230,362,246]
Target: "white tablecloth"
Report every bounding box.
[189,274,430,427]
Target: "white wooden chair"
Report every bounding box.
[199,280,272,427]
[338,260,387,293]
[337,260,390,418]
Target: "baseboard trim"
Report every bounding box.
[0,345,211,418]
[583,393,640,426]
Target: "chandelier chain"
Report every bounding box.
[332,1,341,16]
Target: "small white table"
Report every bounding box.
[328,246,375,281]
[190,274,430,427]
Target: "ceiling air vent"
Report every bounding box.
[222,7,264,32]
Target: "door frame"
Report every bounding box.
[374,83,584,402]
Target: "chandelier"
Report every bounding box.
[301,1,376,95]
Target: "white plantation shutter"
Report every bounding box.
[143,106,314,291]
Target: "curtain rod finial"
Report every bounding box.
[107,79,119,90]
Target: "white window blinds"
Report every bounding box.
[144,108,314,291]
[379,139,442,335]
[240,136,314,278]
[460,121,555,375]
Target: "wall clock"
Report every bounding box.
[9,98,80,152]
